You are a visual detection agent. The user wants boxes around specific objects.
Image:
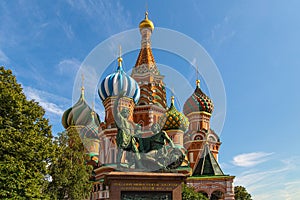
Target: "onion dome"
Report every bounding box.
[98,55,140,104]
[62,88,101,129]
[139,12,154,31]
[80,111,100,158]
[183,80,214,115]
[159,96,189,132]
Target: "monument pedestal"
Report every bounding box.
[104,171,186,200]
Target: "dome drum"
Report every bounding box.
[101,96,135,128]
[79,111,101,160]
[166,129,184,146]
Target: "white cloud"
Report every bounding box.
[66,0,132,34]
[234,163,290,188]
[43,103,63,116]
[210,16,236,45]
[56,58,81,76]
[23,86,69,116]
[60,22,74,40]
[231,156,300,200]
[232,152,273,167]
[283,180,300,200]
[0,49,9,64]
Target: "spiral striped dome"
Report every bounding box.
[159,97,189,133]
[183,80,214,115]
[98,58,140,103]
[62,89,101,129]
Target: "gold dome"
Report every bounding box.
[139,12,154,31]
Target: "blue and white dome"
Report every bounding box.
[98,58,140,103]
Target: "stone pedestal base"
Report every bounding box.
[104,172,186,200]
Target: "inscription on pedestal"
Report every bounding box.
[121,191,172,200]
[113,182,178,191]
[105,172,185,200]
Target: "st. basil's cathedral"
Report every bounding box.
[62,12,235,200]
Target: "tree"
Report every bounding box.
[182,184,208,200]
[47,128,93,200]
[0,66,56,199]
[234,186,252,200]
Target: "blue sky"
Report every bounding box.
[1,1,300,199]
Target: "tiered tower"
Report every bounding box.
[183,80,234,200]
[98,53,140,165]
[62,85,101,166]
[183,79,221,169]
[80,110,101,166]
[131,12,167,131]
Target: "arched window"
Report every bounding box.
[170,135,174,140]
[138,101,147,106]
[208,135,216,142]
[194,135,203,140]
[110,149,115,163]
[210,190,224,200]
[137,120,144,131]
[198,191,208,198]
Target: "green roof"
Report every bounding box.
[188,175,233,179]
[192,144,224,176]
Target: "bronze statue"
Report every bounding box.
[114,92,185,170]
[138,123,185,170]
[114,92,144,169]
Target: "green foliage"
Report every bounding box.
[47,128,93,200]
[234,186,252,200]
[182,184,208,200]
[0,66,56,199]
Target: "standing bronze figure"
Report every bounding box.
[114,92,144,169]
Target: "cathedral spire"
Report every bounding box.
[91,102,95,121]
[196,79,200,88]
[196,64,201,88]
[81,74,85,100]
[134,12,158,73]
[117,45,123,70]
[131,12,167,108]
[171,96,175,105]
